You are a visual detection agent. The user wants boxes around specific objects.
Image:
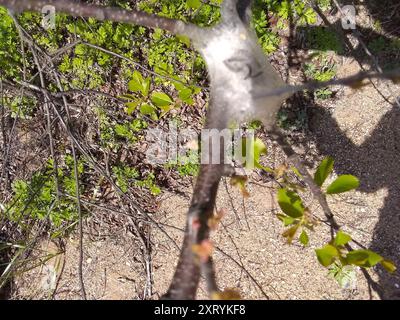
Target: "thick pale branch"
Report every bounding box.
[0,0,198,36]
[222,0,252,24]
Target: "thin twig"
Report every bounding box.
[9,13,61,200]
[10,14,88,299]
[253,68,400,100]
[269,126,340,239]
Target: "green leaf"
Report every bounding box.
[158,105,174,116]
[314,156,334,187]
[345,250,369,266]
[142,77,151,97]
[299,230,309,246]
[277,188,305,218]
[326,175,360,194]
[315,244,339,267]
[381,260,397,273]
[176,34,191,47]
[277,214,296,226]
[75,44,86,55]
[328,263,356,289]
[128,71,144,93]
[139,103,156,115]
[346,249,383,268]
[178,88,194,104]
[334,230,352,247]
[125,99,140,115]
[151,92,173,107]
[115,124,129,137]
[187,0,202,9]
[172,79,189,91]
[239,137,267,169]
[119,94,137,100]
[253,138,267,161]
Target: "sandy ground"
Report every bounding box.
[12,67,400,299]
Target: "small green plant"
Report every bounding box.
[112,165,140,193]
[59,53,105,90]
[306,27,343,53]
[122,69,199,120]
[263,0,317,25]
[135,172,161,196]
[231,138,397,288]
[315,0,332,12]
[166,150,200,177]
[390,38,400,51]
[275,156,396,286]
[112,165,161,195]
[252,0,318,54]
[5,157,86,235]
[316,231,396,287]
[304,54,337,99]
[4,95,37,119]
[276,108,308,131]
[276,187,314,245]
[372,20,383,33]
[369,36,400,55]
[114,119,148,144]
[0,7,23,78]
[252,5,281,54]
[275,156,360,246]
[96,107,148,148]
[369,37,387,54]
[314,87,333,99]
[304,58,336,82]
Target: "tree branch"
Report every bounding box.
[269,126,340,239]
[164,163,224,299]
[253,68,400,101]
[0,0,199,37]
[223,0,253,24]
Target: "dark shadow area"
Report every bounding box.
[280,0,400,299]
[309,0,400,300]
[309,103,400,299]
[361,0,400,37]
